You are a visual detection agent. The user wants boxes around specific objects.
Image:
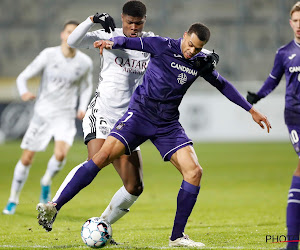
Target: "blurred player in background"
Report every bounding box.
[247,2,300,249]
[47,1,152,231]
[37,21,271,247]
[2,20,93,215]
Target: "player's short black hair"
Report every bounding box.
[187,23,210,43]
[63,20,79,30]
[122,0,147,17]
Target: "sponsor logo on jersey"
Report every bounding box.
[289,66,300,73]
[177,73,188,85]
[289,53,297,60]
[115,57,148,74]
[171,62,197,76]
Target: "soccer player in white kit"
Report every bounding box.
[3,21,93,215]
[39,1,154,229]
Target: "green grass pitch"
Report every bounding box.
[0,139,296,249]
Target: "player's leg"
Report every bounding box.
[286,126,300,250]
[100,150,143,224]
[40,141,70,203]
[152,121,204,247]
[39,116,75,203]
[4,114,51,215]
[3,149,35,215]
[168,145,204,247]
[37,135,126,231]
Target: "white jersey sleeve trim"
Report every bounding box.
[269,74,277,80]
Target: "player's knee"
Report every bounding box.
[54,153,66,162]
[124,182,144,196]
[21,154,33,166]
[184,164,203,182]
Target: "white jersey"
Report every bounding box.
[67,17,154,121]
[16,46,93,119]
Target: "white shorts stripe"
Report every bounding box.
[163,141,193,160]
[288,199,300,204]
[110,131,131,155]
[289,188,300,193]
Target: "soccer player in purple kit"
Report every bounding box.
[37,22,271,247]
[247,2,300,250]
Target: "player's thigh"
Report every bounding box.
[113,150,143,195]
[170,145,202,186]
[287,124,300,157]
[21,114,52,152]
[20,149,36,166]
[87,139,105,160]
[54,140,71,161]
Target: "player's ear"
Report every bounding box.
[183,32,187,39]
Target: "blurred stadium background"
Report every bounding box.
[0,0,296,142]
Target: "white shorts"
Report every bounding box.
[82,104,140,151]
[21,113,76,152]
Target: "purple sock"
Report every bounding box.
[287,176,300,249]
[170,180,200,241]
[53,160,100,211]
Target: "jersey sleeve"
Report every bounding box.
[16,49,48,96]
[204,71,252,111]
[78,58,93,112]
[256,50,284,98]
[67,17,111,50]
[112,36,169,55]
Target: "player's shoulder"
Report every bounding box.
[276,40,295,54]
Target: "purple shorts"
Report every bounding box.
[110,110,193,161]
[287,125,300,157]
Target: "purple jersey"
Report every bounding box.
[112,36,252,124]
[257,40,300,125]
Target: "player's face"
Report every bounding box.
[290,11,300,41]
[60,24,77,46]
[121,14,146,37]
[181,32,206,59]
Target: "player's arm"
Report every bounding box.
[205,71,271,133]
[247,51,284,104]
[94,36,168,55]
[16,50,47,101]
[67,13,115,49]
[77,60,93,120]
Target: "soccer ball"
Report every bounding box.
[81,217,112,248]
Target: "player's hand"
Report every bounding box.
[247,91,261,105]
[92,13,116,33]
[249,107,271,133]
[77,110,86,120]
[21,92,36,101]
[94,40,114,55]
[192,51,219,77]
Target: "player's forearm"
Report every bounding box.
[67,17,95,48]
[16,72,31,96]
[256,75,280,99]
[112,37,144,51]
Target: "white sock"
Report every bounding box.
[8,160,31,204]
[100,186,139,224]
[40,155,66,186]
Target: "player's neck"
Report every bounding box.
[61,44,76,58]
[295,37,300,44]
